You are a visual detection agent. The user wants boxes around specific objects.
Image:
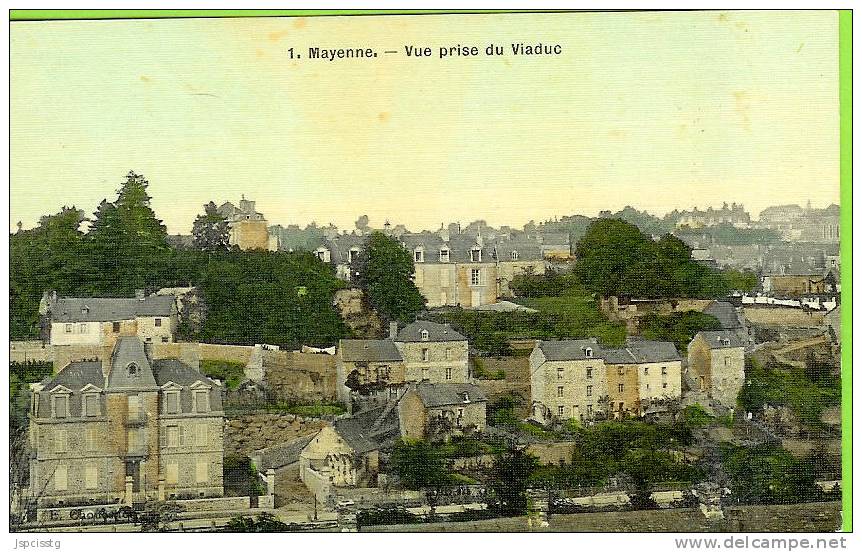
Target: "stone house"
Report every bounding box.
[317,231,546,307]
[217,196,277,251]
[398,382,487,441]
[28,337,224,508]
[530,338,682,424]
[687,331,746,409]
[762,272,833,296]
[298,403,401,504]
[335,321,470,407]
[44,292,178,348]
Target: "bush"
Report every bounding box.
[357,507,418,527]
[199,359,246,390]
[681,404,715,427]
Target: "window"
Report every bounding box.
[145,337,152,343]
[348,249,358,264]
[164,391,180,414]
[511,250,519,261]
[79,323,88,333]
[618,383,624,393]
[586,368,592,379]
[113,322,121,333]
[32,393,39,416]
[558,406,565,416]
[557,386,564,397]
[194,390,209,413]
[127,363,138,377]
[128,395,140,417]
[389,386,398,399]
[86,427,98,451]
[724,357,730,366]
[85,466,98,489]
[618,402,625,412]
[445,348,452,360]
[55,428,67,453]
[195,424,208,447]
[421,348,430,362]
[663,383,668,389]
[617,367,624,375]
[167,426,179,448]
[662,366,668,375]
[162,337,169,343]
[557,367,564,379]
[155,318,162,327]
[422,367,429,380]
[128,428,139,450]
[585,347,593,358]
[420,329,429,341]
[446,367,453,381]
[166,463,179,485]
[195,461,208,483]
[644,367,649,375]
[470,268,481,286]
[65,324,73,334]
[470,248,482,262]
[52,395,69,418]
[414,250,424,263]
[586,385,593,396]
[84,393,99,416]
[587,404,593,415]
[54,465,68,491]
[439,249,450,262]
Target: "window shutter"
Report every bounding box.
[179,426,185,447]
[159,428,166,448]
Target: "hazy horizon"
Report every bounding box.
[11,11,841,234]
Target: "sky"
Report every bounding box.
[10,10,840,234]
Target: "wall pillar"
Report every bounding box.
[124,476,133,506]
[266,469,275,498]
[158,477,165,501]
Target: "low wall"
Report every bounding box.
[301,466,332,505]
[527,441,576,465]
[36,495,252,524]
[10,341,53,363]
[180,496,251,512]
[744,307,826,327]
[263,350,337,402]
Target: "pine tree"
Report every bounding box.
[192,201,231,252]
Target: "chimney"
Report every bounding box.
[389,321,399,340]
[135,289,145,301]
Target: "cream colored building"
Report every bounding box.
[687,331,746,408]
[398,382,487,441]
[217,196,278,251]
[28,337,224,508]
[46,293,178,348]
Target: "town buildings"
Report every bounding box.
[530,337,683,423]
[398,382,487,441]
[27,337,225,508]
[674,203,752,229]
[335,320,470,406]
[217,196,278,251]
[687,331,746,409]
[43,292,178,348]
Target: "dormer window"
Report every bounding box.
[462,393,470,403]
[164,389,181,414]
[470,248,482,262]
[52,394,69,418]
[511,250,519,261]
[584,347,593,358]
[83,393,100,416]
[414,249,424,263]
[439,248,450,262]
[193,390,210,413]
[348,249,359,264]
[65,324,73,334]
[420,329,429,341]
[127,363,138,377]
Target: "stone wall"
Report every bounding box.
[10,341,53,363]
[225,413,325,457]
[262,350,337,402]
[743,307,826,327]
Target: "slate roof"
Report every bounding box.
[396,320,466,342]
[695,330,745,349]
[600,348,637,365]
[536,339,600,361]
[704,301,743,329]
[339,339,403,362]
[414,382,487,408]
[539,232,570,245]
[42,361,105,392]
[50,295,175,323]
[320,234,366,264]
[333,403,401,454]
[470,300,538,313]
[153,359,218,387]
[107,337,158,389]
[624,338,681,363]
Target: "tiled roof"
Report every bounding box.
[153,359,218,387]
[43,361,104,392]
[414,382,487,408]
[624,338,681,363]
[694,330,745,349]
[333,403,401,454]
[396,320,466,342]
[537,338,680,363]
[704,301,743,329]
[536,339,600,361]
[50,295,175,323]
[339,339,403,362]
[107,337,158,389]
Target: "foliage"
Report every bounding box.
[223,454,266,497]
[675,224,782,246]
[192,201,231,252]
[681,404,715,427]
[738,357,840,428]
[487,392,524,427]
[427,286,626,354]
[138,500,184,532]
[509,269,581,298]
[200,360,246,390]
[353,231,426,323]
[487,446,540,516]
[721,268,760,292]
[472,358,505,380]
[224,512,298,532]
[721,443,824,505]
[437,436,502,458]
[600,206,673,236]
[638,311,722,354]
[356,507,419,527]
[391,439,449,490]
[223,401,346,418]
[574,219,732,299]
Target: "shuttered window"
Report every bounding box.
[85,466,98,489]
[54,465,68,491]
[195,461,208,483]
[166,463,178,484]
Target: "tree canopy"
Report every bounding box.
[353,231,426,323]
[192,201,231,252]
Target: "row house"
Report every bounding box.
[28,337,224,508]
[335,320,470,406]
[530,337,683,424]
[315,232,546,307]
[687,331,746,409]
[44,292,178,348]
